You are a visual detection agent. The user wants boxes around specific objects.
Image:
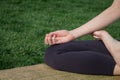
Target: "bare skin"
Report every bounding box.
[45,30,75,45]
[45,0,120,45]
[93,30,120,75]
[44,0,120,75]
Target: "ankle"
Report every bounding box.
[100,31,109,40]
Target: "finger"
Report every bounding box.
[51,34,56,44]
[44,34,49,44]
[47,33,54,45]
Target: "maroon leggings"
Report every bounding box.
[45,40,116,75]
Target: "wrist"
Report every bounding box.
[69,30,78,39]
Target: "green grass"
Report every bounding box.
[0,0,120,70]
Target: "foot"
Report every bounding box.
[93,30,120,67]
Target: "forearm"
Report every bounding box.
[69,0,120,38]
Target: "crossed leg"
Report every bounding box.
[45,40,119,75]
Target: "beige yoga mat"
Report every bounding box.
[0,64,120,80]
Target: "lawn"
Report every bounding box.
[0,0,120,70]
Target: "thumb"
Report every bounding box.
[55,37,69,44]
[55,35,73,44]
[55,37,63,44]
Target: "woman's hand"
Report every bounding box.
[44,30,75,45]
[92,30,109,40]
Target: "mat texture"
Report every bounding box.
[0,64,120,80]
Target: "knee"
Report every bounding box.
[45,43,68,57]
[45,44,61,56]
[44,42,73,68]
[44,44,62,67]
